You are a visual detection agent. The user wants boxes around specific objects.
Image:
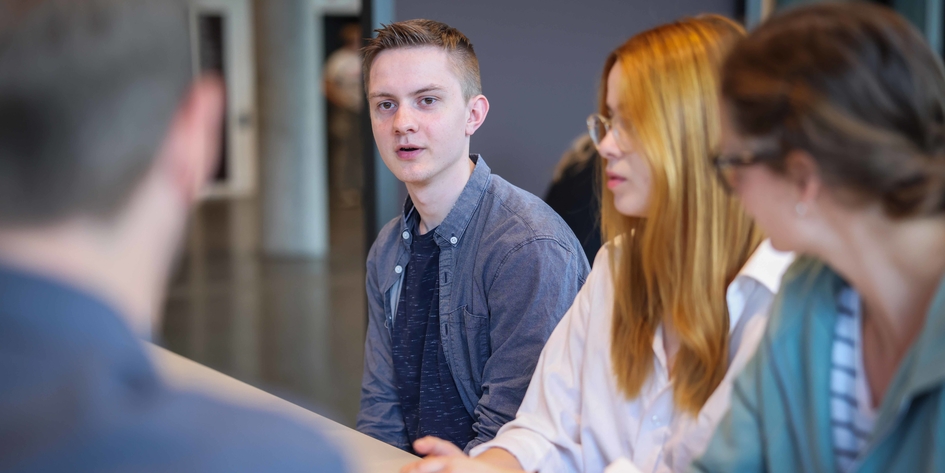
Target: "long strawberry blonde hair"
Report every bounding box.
[600,16,764,414]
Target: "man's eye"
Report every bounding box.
[420,97,437,106]
[377,101,394,111]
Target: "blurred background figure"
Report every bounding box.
[545,134,602,265]
[325,22,364,208]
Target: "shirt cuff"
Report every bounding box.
[469,428,551,472]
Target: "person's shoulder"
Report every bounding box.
[590,240,618,271]
[763,256,841,345]
[480,173,580,247]
[368,215,403,260]
[324,48,350,71]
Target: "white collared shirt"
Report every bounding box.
[470,240,794,473]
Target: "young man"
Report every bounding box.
[357,20,590,454]
[0,1,347,471]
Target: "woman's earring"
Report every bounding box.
[795,202,808,217]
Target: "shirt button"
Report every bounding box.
[652,415,659,422]
[450,236,458,245]
[394,265,403,274]
[402,231,410,240]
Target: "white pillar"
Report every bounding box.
[255,0,329,257]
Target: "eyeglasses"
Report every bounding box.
[712,148,780,193]
[587,114,620,149]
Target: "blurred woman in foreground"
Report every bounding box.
[694,3,945,472]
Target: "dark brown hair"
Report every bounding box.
[361,19,481,101]
[0,0,193,226]
[722,2,945,217]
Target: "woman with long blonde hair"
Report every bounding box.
[399,15,793,473]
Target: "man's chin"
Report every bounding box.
[390,164,432,186]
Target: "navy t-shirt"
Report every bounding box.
[391,224,476,452]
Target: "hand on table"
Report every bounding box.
[399,437,523,473]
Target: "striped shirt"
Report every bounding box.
[830,286,877,472]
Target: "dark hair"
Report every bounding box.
[361,19,481,100]
[722,2,945,217]
[0,0,193,225]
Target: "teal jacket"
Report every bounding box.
[692,257,945,472]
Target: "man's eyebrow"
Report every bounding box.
[368,84,446,100]
[368,91,395,100]
[413,85,446,95]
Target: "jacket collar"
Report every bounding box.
[400,154,492,249]
[804,263,945,433]
[887,270,945,400]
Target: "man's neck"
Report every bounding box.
[406,155,476,234]
[0,223,162,337]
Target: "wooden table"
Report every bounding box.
[148,345,418,473]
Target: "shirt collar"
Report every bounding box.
[736,239,795,295]
[893,266,945,395]
[400,154,491,248]
[728,239,795,333]
[643,239,792,366]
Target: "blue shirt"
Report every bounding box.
[392,219,475,452]
[358,155,590,453]
[0,264,349,472]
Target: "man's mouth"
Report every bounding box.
[396,146,424,159]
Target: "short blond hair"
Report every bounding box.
[361,19,481,101]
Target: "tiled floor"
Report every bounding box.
[158,196,367,427]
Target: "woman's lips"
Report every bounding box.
[607,173,627,189]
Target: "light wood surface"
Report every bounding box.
[148,344,417,473]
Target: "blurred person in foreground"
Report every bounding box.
[0,1,348,471]
[693,3,945,472]
[357,19,589,455]
[400,15,793,473]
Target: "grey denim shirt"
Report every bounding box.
[357,155,590,453]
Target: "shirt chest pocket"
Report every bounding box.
[442,305,490,386]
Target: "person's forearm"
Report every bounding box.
[475,448,527,471]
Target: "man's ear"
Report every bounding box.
[159,74,226,204]
[465,94,489,137]
[784,148,822,207]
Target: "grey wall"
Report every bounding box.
[394,0,738,198]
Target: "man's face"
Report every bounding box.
[367,46,473,187]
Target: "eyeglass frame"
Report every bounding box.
[588,111,783,193]
[586,113,621,149]
[711,148,782,193]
